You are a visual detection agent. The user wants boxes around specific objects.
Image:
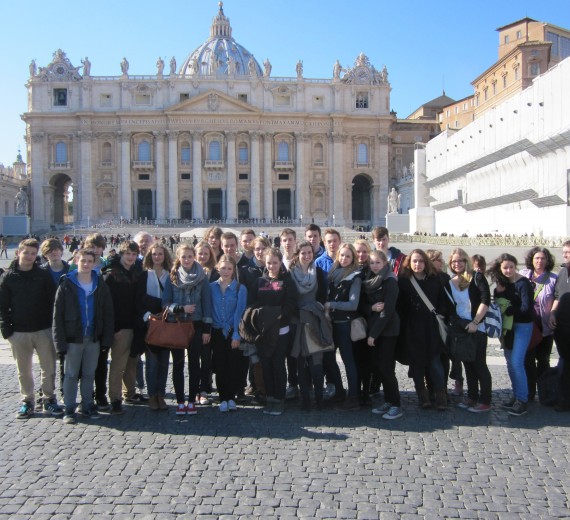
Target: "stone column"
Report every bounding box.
[332,132,345,226]
[376,133,391,223]
[30,133,47,228]
[203,188,208,220]
[79,131,93,225]
[155,131,166,221]
[263,133,273,221]
[226,131,237,222]
[192,132,203,218]
[167,131,178,219]
[250,132,261,219]
[295,132,306,219]
[119,132,132,219]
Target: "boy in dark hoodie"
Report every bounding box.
[53,249,114,423]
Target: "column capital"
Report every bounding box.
[165,130,179,140]
[31,133,45,143]
[117,131,130,143]
[225,131,237,140]
[249,131,260,141]
[294,132,308,141]
[331,132,346,144]
[77,131,93,141]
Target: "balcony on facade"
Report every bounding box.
[49,162,71,170]
[131,161,154,170]
[204,160,225,169]
[274,161,294,170]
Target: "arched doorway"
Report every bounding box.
[180,200,192,220]
[208,188,223,220]
[50,173,73,225]
[352,174,372,227]
[276,189,291,219]
[238,200,249,219]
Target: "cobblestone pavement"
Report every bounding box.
[0,341,568,519]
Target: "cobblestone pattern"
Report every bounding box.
[0,360,569,519]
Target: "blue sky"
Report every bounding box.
[1,0,569,167]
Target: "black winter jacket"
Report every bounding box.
[52,273,115,352]
[0,263,55,338]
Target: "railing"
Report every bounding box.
[274,161,294,170]
[131,161,154,170]
[50,162,71,170]
[204,160,224,169]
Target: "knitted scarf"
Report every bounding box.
[291,264,318,295]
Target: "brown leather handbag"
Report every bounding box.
[145,309,195,349]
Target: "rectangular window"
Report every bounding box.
[355,92,368,109]
[414,136,422,142]
[504,35,510,44]
[516,30,522,39]
[455,120,460,128]
[278,174,289,181]
[100,94,112,107]
[514,68,520,81]
[237,93,248,103]
[180,93,190,102]
[492,83,497,95]
[238,173,248,180]
[239,146,248,163]
[503,75,507,88]
[529,62,540,76]
[135,93,151,105]
[138,174,150,180]
[53,88,68,106]
[180,173,191,180]
[275,95,290,106]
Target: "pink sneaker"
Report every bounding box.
[186,402,197,415]
[175,403,186,416]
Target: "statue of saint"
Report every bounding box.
[248,56,258,77]
[29,60,37,78]
[190,56,199,75]
[81,57,91,76]
[15,187,29,216]
[263,58,272,77]
[333,59,342,80]
[120,57,129,75]
[387,187,400,214]
[227,56,236,76]
[296,59,303,79]
[156,57,164,76]
[170,56,177,75]
[381,65,389,82]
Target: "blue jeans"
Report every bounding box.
[504,322,532,402]
[332,321,359,398]
[145,346,170,397]
[63,338,100,411]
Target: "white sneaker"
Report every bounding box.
[228,399,237,411]
[219,401,229,413]
[198,392,210,405]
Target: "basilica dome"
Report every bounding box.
[179,2,263,78]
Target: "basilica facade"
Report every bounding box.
[22,4,397,230]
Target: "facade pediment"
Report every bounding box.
[166,90,261,115]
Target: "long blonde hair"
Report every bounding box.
[448,247,473,290]
[170,243,195,283]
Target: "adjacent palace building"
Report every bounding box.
[23,3,439,231]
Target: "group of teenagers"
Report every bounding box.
[1,223,569,425]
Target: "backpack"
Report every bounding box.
[483,301,502,339]
[537,366,560,406]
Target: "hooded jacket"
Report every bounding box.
[53,270,115,352]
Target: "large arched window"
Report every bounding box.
[209,140,221,160]
[313,142,324,165]
[138,140,151,161]
[357,143,368,166]
[55,142,68,164]
[277,142,289,161]
[238,142,248,163]
[102,142,112,164]
[180,141,191,164]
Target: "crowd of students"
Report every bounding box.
[1,224,569,426]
